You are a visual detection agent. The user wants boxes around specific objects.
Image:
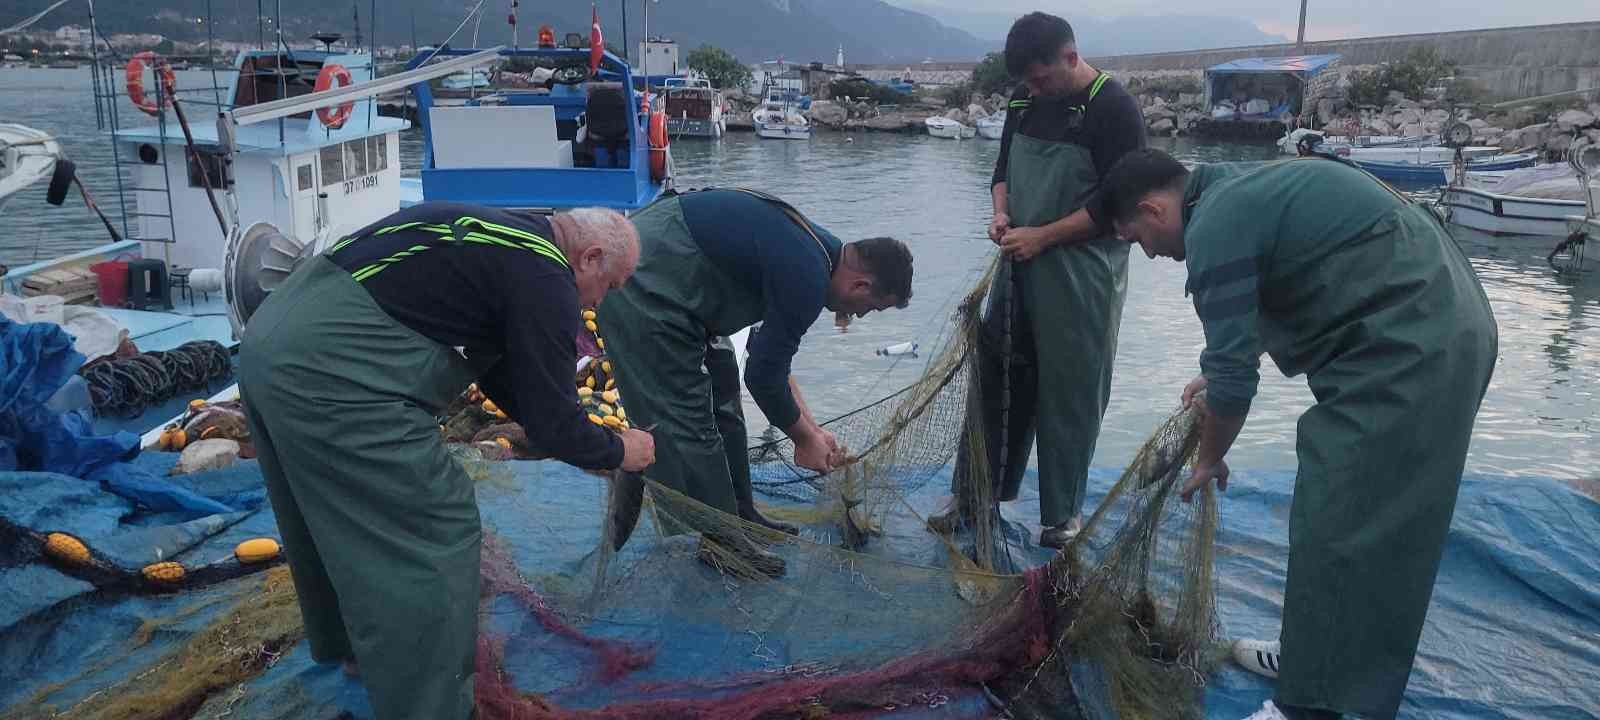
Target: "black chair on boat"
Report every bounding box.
[576,82,631,169]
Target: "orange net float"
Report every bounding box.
[314,63,357,129]
[125,51,177,116]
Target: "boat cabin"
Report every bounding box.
[116,48,405,273]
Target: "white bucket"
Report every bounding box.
[22,294,65,325]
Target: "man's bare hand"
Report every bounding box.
[619,429,656,472]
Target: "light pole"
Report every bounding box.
[1296,0,1308,53]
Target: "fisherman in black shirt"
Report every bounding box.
[237,202,653,720]
[930,12,1146,549]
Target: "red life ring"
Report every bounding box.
[314,64,356,129]
[125,51,177,116]
[648,110,669,183]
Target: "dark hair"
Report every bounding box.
[850,237,914,308]
[1005,12,1075,78]
[1098,148,1190,223]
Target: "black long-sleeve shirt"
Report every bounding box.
[679,190,843,431]
[329,202,623,470]
[991,76,1147,229]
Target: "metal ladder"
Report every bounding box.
[88,43,180,265]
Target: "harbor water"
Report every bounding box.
[3,66,1596,481]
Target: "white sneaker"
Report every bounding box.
[1244,700,1289,720]
[1232,638,1281,679]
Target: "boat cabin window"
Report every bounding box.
[318,136,387,186]
[233,55,323,118]
[296,164,314,191]
[187,150,227,189]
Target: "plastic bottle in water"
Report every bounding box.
[875,342,918,357]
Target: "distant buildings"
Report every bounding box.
[638,37,679,77]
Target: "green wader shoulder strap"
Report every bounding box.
[327,214,570,283]
[674,186,836,274]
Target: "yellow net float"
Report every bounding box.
[597,403,614,416]
[601,390,619,404]
[603,416,622,429]
[43,532,92,566]
[588,413,604,426]
[585,376,596,389]
[606,378,616,390]
[495,437,512,449]
[234,538,281,564]
[582,309,597,321]
[584,320,598,333]
[577,386,594,399]
[602,360,612,374]
[188,399,205,411]
[597,338,605,350]
[142,561,186,584]
[481,399,500,414]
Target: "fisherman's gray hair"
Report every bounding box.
[562,207,638,271]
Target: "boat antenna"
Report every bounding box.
[352,3,363,52]
[620,0,629,63]
[416,0,490,69]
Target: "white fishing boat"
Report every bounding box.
[440,68,492,90]
[0,123,62,212]
[753,96,811,140]
[1443,148,1600,237]
[976,114,1005,140]
[925,116,975,139]
[1276,128,1434,156]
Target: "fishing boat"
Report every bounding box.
[1353,152,1538,186]
[440,68,492,90]
[925,116,976,139]
[659,77,725,138]
[976,114,1005,140]
[399,43,672,210]
[0,123,62,213]
[1442,163,1596,236]
[753,93,812,140]
[1442,139,1599,242]
[1276,128,1435,155]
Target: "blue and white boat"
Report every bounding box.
[399,45,671,211]
[1353,152,1538,186]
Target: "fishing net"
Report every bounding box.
[3,255,1222,719]
[462,253,1222,719]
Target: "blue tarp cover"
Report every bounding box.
[1206,54,1342,75]
[2,455,1596,719]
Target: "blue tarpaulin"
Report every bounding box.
[0,316,240,515]
[1206,55,1343,75]
[2,454,1595,718]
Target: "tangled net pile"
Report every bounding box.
[78,340,231,416]
[469,254,1222,719]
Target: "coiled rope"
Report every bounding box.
[79,341,232,417]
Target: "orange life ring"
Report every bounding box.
[125,51,177,116]
[313,64,356,129]
[648,110,669,183]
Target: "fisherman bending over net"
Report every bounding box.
[1099,149,1498,720]
[599,188,913,577]
[238,202,655,720]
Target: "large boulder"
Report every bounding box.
[1149,117,1176,135]
[1424,109,1450,124]
[1316,98,1337,125]
[1422,120,1444,136]
[1556,109,1597,131]
[1145,104,1177,121]
[1467,118,1489,130]
[1367,117,1394,135]
[1545,133,1573,154]
[1514,123,1550,148]
[1394,108,1423,126]
[967,103,989,121]
[808,100,849,127]
[1386,90,1410,105]
[1400,122,1426,138]
[944,108,968,124]
[1178,92,1203,107]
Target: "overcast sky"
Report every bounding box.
[897,0,1595,42]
